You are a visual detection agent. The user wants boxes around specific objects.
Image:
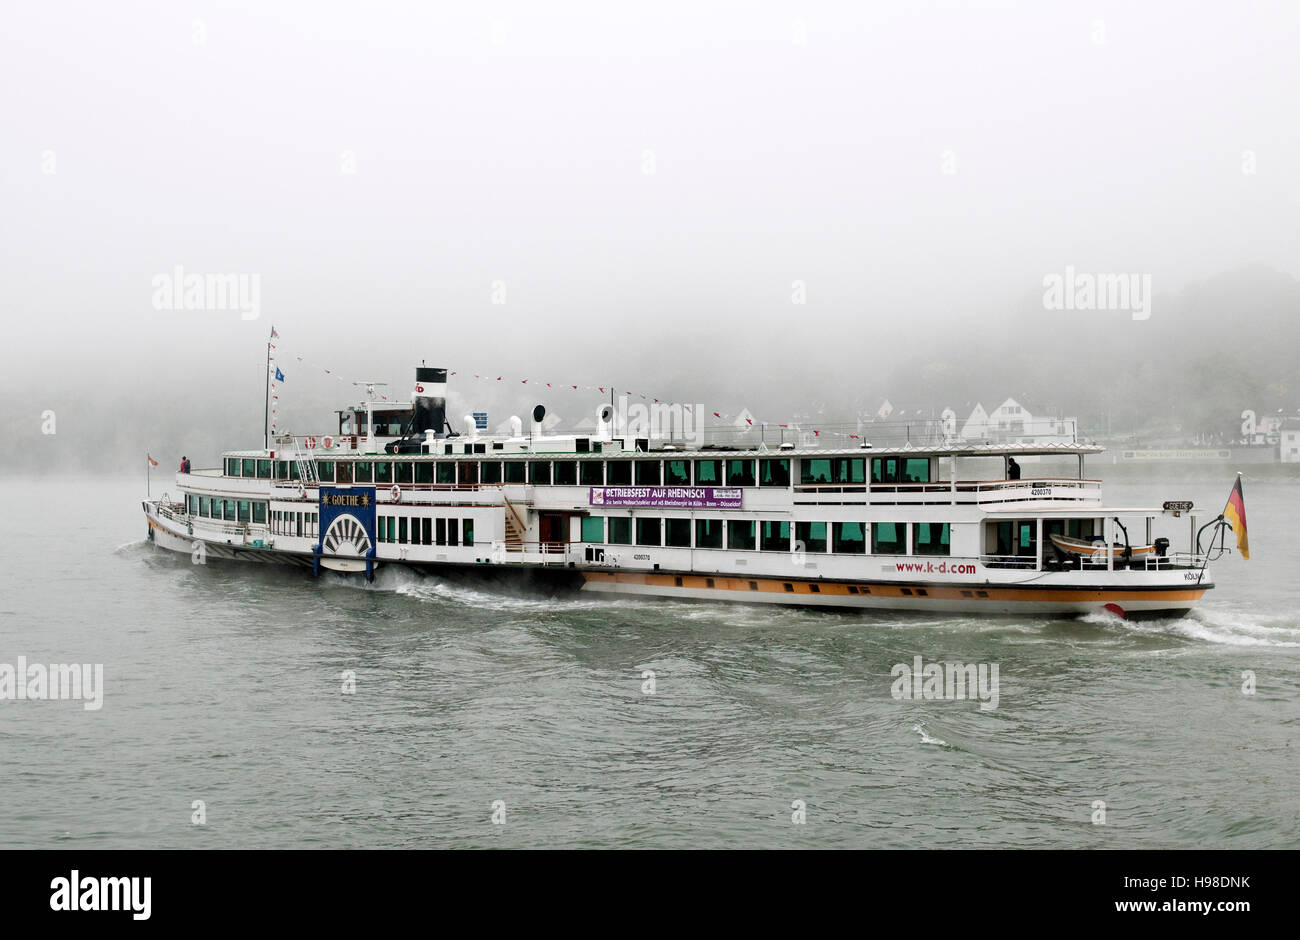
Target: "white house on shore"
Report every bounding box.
[960,398,1078,445]
[1281,418,1300,464]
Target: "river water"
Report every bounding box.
[2,467,1297,848]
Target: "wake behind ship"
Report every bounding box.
[142,364,1229,619]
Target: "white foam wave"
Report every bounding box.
[912,723,950,747]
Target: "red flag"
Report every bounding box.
[148,454,159,467]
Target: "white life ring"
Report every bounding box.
[390,485,402,503]
[305,436,317,450]
[323,435,334,449]
[297,481,306,498]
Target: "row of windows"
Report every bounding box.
[580,518,951,555]
[377,515,475,547]
[222,455,934,487]
[187,494,268,525]
[271,510,319,538]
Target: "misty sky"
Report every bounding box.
[3,0,1297,438]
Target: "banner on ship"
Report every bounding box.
[589,487,742,509]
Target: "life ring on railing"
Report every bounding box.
[305,436,317,450]
[323,435,334,449]
[297,481,307,498]
[390,485,402,503]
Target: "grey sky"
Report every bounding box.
[3,1,1297,436]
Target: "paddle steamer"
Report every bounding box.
[143,367,1218,618]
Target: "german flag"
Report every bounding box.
[1222,475,1249,560]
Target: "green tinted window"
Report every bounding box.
[728,519,756,550]
[903,458,930,483]
[636,518,661,546]
[242,459,256,477]
[257,459,272,479]
[635,461,661,485]
[553,461,577,485]
[436,463,456,484]
[415,462,433,484]
[726,460,755,487]
[801,459,832,484]
[665,518,691,547]
[665,460,690,485]
[317,461,335,483]
[253,502,267,524]
[608,517,631,544]
[606,461,632,485]
[795,521,827,553]
[503,462,526,484]
[480,461,502,484]
[529,462,551,485]
[695,518,723,549]
[833,522,866,553]
[395,462,413,484]
[872,522,906,554]
[375,461,393,484]
[912,522,949,555]
[579,461,603,485]
[354,461,373,483]
[581,517,605,542]
[237,500,251,523]
[834,458,865,484]
[760,520,790,551]
[760,459,790,487]
[694,460,721,485]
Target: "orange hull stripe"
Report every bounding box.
[582,571,1206,603]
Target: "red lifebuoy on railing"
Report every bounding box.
[323,435,334,449]
[390,485,402,503]
[305,436,318,450]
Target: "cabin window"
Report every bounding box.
[635,461,661,486]
[912,523,950,555]
[801,459,833,485]
[354,461,373,483]
[728,520,756,550]
[200,497,211,517]
[606,460,632,485]
[480,461,502,485]
[335,463,352,484]
[833,458,865,485]
[436,463,455,485]
[903,458,930,484]
[395,462,413,484]
[257,459,272,479]
[224,499,236,520]
[274,461,288,479]
[694,459,722,485]
[253,502,267,524]
[242,458,256,477]
[1066,519,1095,539]
[225,458,237,476]
[436,518,446,546]
[463,519,474,546]
[695,519,723,548]
[726,459,756,487]
[398,517,408,543]
[419,518,431,544]
[458,462,479,485]
[503,462,526,484]
[833,522,866,553]
[608,517,631,544]
[237,500,251,523]
[760,520,790,551]
[795,521,827,553]
[579,461,604,486]
[872,522,907,554]
[636,518,661,546]
[374,461,392,485]
[378,517,388,543]
[665,518,692,547]
[529,462,551,485]
[288,462,300,480]
[317,461,335,483]
[448,519,459,545]
[871,457,900,484]
[665,459,691,485]
[581,517,605,542]
[553,461,577,486]
[415,462,433,484]
[760,459,790,487]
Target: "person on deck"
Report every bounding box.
[180,456,191,473]
[1007,457,1021,480]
